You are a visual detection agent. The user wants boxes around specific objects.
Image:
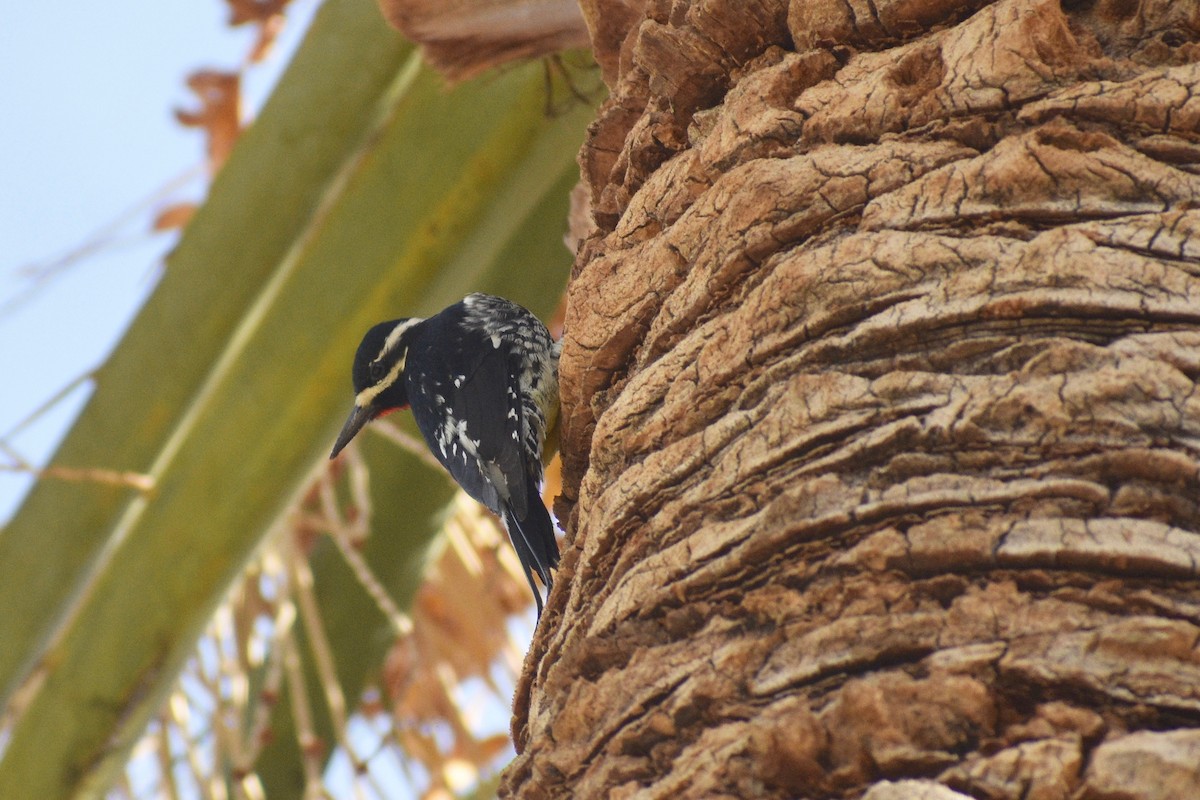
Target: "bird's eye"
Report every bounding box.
[369,361,386,382]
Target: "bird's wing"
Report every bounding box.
[407,336,529,519]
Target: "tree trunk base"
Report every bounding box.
[506,1,1200,797]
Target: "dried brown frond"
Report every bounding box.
[377,0,591,81]
[124,431,542,797]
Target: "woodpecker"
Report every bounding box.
[330,293,561,615]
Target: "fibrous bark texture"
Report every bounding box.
[506,1,1200,798]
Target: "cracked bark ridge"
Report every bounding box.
[509,0,1200,798]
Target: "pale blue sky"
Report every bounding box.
[0,1,318,523]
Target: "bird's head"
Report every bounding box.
[330,317,423,459]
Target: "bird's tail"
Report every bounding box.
[503,482,560,617]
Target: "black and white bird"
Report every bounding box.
[330,293,561,615]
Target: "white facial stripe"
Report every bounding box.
[376,318,422,363]
[355,348,407,407]
[355,318,423,408]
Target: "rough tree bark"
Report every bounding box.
[505,1,1200,797]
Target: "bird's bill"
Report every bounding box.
[330,405,374,459]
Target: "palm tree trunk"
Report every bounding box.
[506,0,1200,797]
